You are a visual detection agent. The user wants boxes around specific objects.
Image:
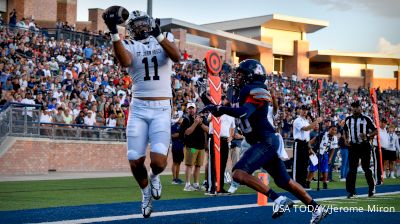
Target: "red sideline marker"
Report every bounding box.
[205,50,222,192]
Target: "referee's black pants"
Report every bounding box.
[346,142,375,194]
[293,139,309,188]
[208,136,229,192]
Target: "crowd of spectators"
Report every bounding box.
[171,59,400,138]
[0,24,399,138]
[0,25,130,131]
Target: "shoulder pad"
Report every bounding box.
[250,88,271,102]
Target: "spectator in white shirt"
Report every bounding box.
[48,37,57,48]
[20,92,35,118]
[48,57,59,74]
[52,89,63,101]
[28,19,37,31]
[373,119,390,182]
[84,110,95,127]
[386,125,400,178]
[43,64,51,77]
[39,109,53,136]
[19,75,28,90]
[40,109,52,123]
[105,82,116,95]
[106,114,117,129]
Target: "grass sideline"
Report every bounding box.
[0,173,399,211]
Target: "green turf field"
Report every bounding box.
[0,173,399,211]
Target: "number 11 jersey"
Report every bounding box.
[122,32,174,98]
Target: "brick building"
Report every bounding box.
[0,0,106,32]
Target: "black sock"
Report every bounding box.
[310,200,319,211]
[266,189,280,201]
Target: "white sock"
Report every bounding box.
[185,182,191,187]
[150,170,159,180]
[141,185,150,196]
[193,182,199,187]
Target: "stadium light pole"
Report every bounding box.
[147,0,153,17]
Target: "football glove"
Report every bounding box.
[149,19,163,41]
[102,11,120,34]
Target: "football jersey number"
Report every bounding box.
[142,56,159,81]
[238,116,252,134]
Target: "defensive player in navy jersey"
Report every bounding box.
[201,59,329,224]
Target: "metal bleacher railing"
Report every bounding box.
[0,103,126,145]
[1,23,110,47]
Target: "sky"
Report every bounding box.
[77,0,400,56]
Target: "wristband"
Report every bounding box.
[111,33,120,42]
[156,34,165,43]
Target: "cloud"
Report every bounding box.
[310,0,400,18]
[378,38,400,57]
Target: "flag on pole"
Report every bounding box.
[370,88,383,182]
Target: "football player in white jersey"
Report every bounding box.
[103,9,180,218]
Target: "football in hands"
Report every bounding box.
[103,6,129,24]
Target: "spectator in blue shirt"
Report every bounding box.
[83,42,93,61]
[3,78,13,91]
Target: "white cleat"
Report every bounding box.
[310,205,329,224]
[150,175,162,200]
[227,185,238,194]
[272,196,294,219]
[141,188,153,218]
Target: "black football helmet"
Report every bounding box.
[233,59,266,87]
[125,10,153,40]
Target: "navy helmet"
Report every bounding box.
[234,59,266,87]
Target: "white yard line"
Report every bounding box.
[30,191,400,224]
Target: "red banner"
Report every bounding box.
[205,50,222,192]
[370,88,383,182]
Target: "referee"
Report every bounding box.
[343,101,377,198]
[292,105,322,188]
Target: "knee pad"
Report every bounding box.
[127,149,145,161]
[151,142,169,156]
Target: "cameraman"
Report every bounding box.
[180,102,208,191]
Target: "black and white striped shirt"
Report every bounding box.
[344,114,376,144]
